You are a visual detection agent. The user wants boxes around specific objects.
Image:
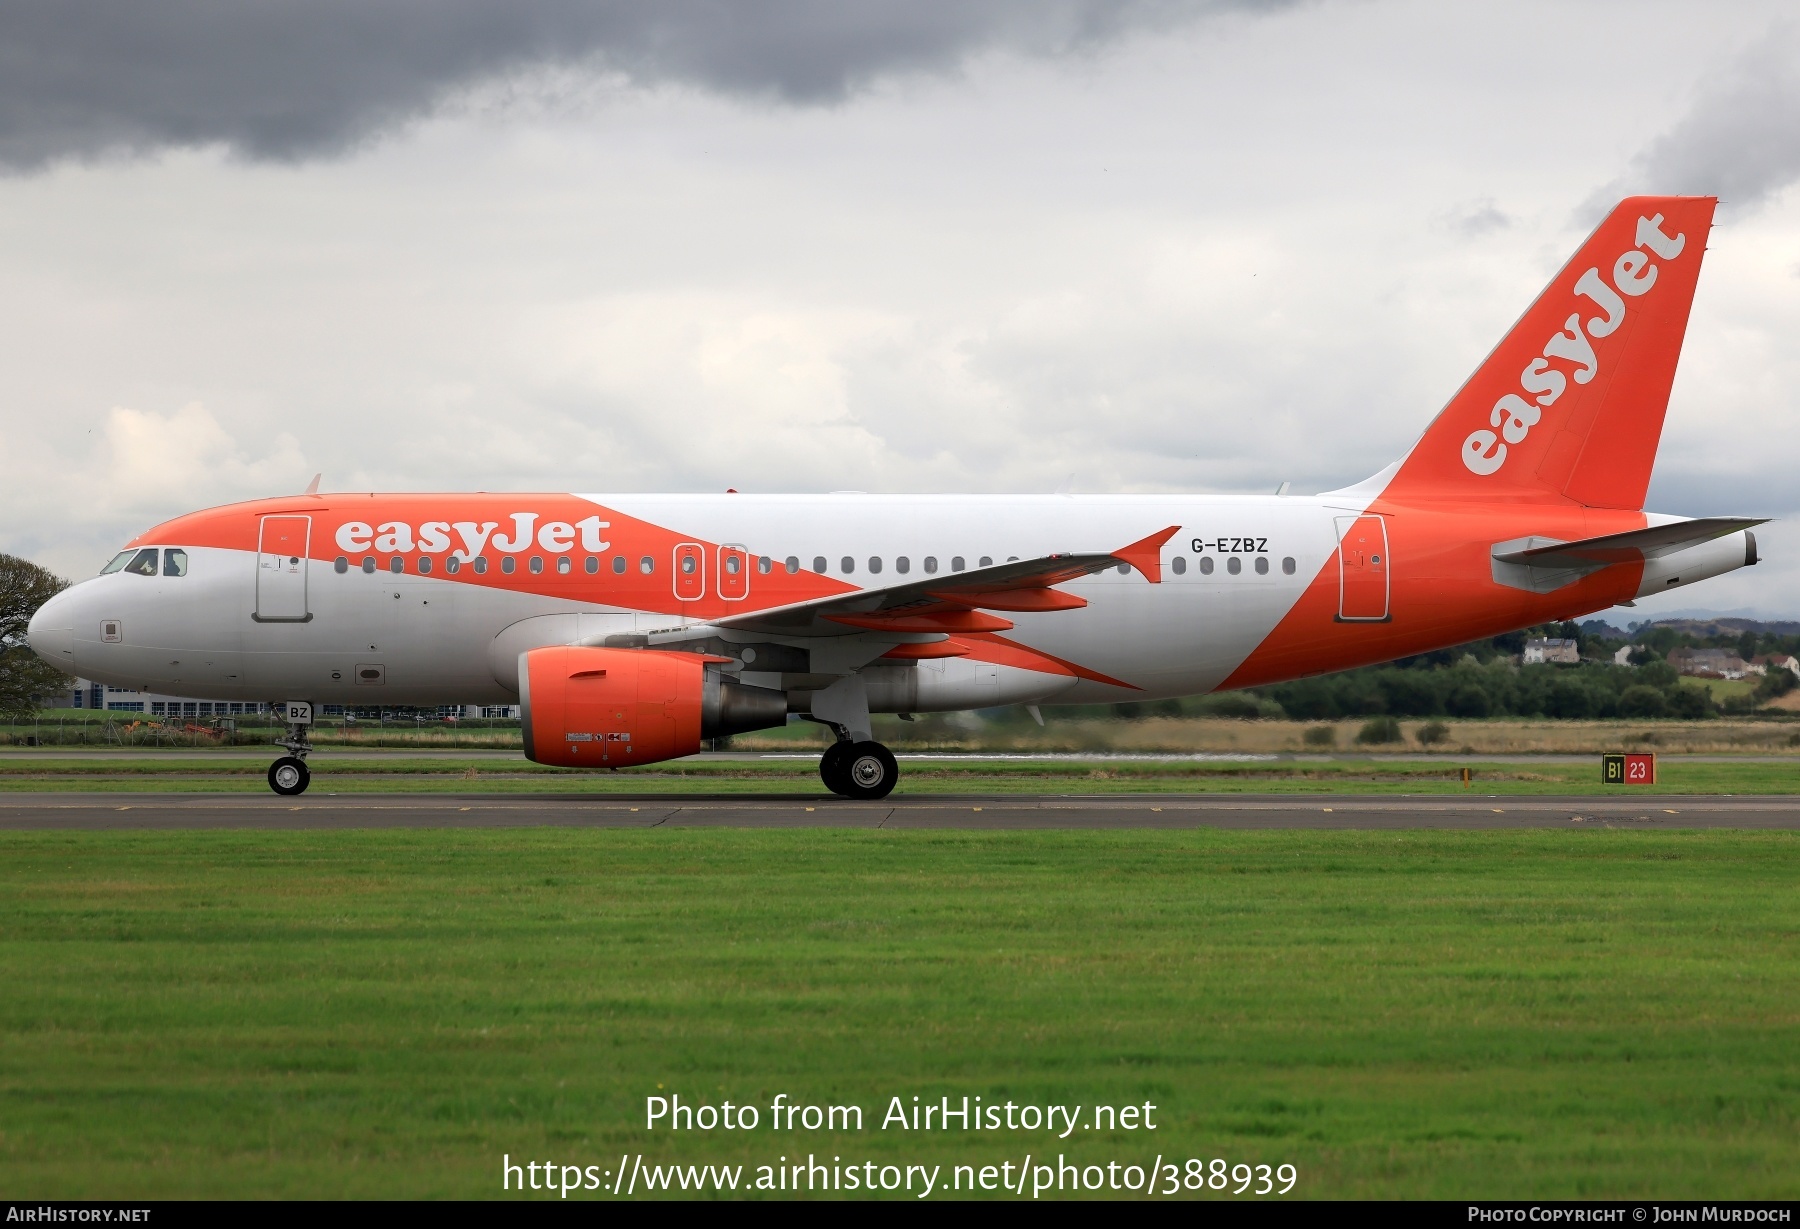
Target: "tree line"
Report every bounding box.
[1099,619,1799,722]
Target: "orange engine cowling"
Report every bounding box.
[519,645,787,769]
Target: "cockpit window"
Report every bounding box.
[123,548,159,576]
[162,549,188,577]
[100,551,135,575]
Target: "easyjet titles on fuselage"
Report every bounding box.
[336,513,611,561]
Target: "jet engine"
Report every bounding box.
[518,645,788,768]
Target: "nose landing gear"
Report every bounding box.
[267,707,314,796]
[819,738,898,800]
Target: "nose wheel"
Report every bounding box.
[820,740,897,800]
[268,756,311,796]
[268,708,315,796]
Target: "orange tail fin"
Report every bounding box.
[1384,196,1715,509]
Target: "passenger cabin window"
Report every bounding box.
[419,557,433,575]
[612,556,626,574]
[162,549,188,577]
[361,556,376,574]
[952,556,965,571]
[639,556,654,574]
[529,556,544,574]
[896,556,910,574]
[100,550,135,575]
[813,556,827,573]
[681,556,697,575]
[1171,556,1187,575]
[1227,557,1242,575]
[557,557,572,574]
[586,557,599,574]
[868,557,882,574]
[473,557,488,574]
[446,557,462,574]
[334,556,349,574]
[979,556,993,567]
[924,556,938,574]
[124,548,158,576]
[1199,557,1214,575]
[785,556,799,574]
[840,557,855,574]
[1254,556,1269,575]
[757,556,771,574]
[501,557,516,574]
[1282,557,1296,574]
[389,556,403,574]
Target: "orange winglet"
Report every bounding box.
[828,610,1015,633]
[927,588,1088,612]
[1112,525,1182,583]
[878,639,972,660]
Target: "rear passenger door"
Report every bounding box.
[1334,514,1389,622]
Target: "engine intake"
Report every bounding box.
[519,646,787,768]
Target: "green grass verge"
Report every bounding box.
[0,828,1795,1199]
[0,755,1797,795]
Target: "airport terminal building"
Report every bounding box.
[57,679,516,720]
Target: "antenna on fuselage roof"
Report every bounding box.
[1275,481,1291,496]
[303,474,321,495]
[1054,474,1075,495]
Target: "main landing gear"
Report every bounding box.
[268,710,314,796]
[820,738,898,801]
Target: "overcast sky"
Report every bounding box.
[3,0,1799,622]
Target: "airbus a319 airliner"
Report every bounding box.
[28,196,1762,798]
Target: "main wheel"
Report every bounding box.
[819,740,854,794]
[838,741,898,801]
[268,756,310,796]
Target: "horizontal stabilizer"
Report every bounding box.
[1493,517,1765,569]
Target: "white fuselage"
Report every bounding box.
[31,491,1749,716]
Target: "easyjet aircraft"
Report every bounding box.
[28,196,1761,798]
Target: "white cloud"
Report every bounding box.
[99,403,308,514]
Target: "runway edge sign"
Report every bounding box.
[1602,753,1656,785]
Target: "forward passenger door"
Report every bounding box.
[255,515,312,623]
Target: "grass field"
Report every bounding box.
[1,827,1795,1199]
[13,711,1800,756]
[2,753,1800,795]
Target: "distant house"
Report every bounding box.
[1612,645,1635,666]
[1523,638,1580,664]
[1667,647,1752,680]
[1753,654,1800,679]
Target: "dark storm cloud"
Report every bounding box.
[0,0,1286,168]
[1614,22,1800,211]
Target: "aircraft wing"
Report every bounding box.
[709,525,1180,637]
[1492,517,1766,569]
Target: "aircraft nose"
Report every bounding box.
[26,590,77,673]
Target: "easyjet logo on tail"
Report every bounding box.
[1461,214,1687,476]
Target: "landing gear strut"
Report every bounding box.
[268,710,314,796]
[819,737,898,801]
